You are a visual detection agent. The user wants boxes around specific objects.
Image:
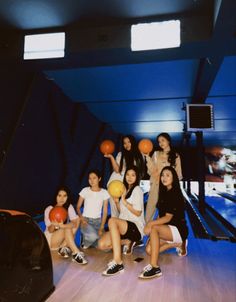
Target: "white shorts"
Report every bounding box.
[167,225,182,244]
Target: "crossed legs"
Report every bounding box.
[145,225,181,267]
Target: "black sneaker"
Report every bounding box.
[102,260,124,276]
[139,264,162,279]
[123,241,136,255]
[72,252,88,265]
[58,246,72,258]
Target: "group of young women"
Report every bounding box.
[44,132,188,279]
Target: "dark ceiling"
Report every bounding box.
[0,0,236,146]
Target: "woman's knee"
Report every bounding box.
[97,238,109,251]
[151,225,161,235]
[108,217,118,228]
[97,238,103,250]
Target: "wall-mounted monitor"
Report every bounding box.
[186,104,214,131]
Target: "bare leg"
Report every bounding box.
[159,242,181,253]
[50,229,66,249]
[148,225,174,267]
[108,218,128,264]
[64,228,80,254]
[98,231,112,251]
[150,227,159,267]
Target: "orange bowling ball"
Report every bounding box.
[100,140,115,155]
[108,180,125,198]
[49,206,68,223]
[138,139,153,154]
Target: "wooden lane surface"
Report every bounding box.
[46,238,236,302]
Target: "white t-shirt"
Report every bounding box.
[119,186,145,237]
[44,204,78,229]
[79,187,110,219]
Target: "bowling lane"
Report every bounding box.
[217,191,236,203]
[205,195,236,228]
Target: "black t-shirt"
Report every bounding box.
[157,188,188,241]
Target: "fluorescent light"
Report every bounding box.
[24,32,65,60]
[131,20,180,51]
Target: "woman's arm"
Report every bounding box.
[58,217,79,230]
[44,206,57,233]
[104,154,120,173]
[99,200,108,236]
[122,197,142,216]
[144,213,173,235]
[48,224,57,233]
[76,195,87,226]
[121,187,142,217]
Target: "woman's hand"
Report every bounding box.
[98,227,104,237]
[113,197,120,203]
[144,221,154,235]
[50,221,63,232]
[80,217,88,227]
[104,154,113,159]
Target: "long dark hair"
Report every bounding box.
[119,135,145,178]
[156,132,177,167]
[158,166,184,203]
[123,166,140,199]
[53,186,72,210]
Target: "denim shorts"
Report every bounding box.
[81,217,101,247]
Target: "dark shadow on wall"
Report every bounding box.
[0,70,119,215]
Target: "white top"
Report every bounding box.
[79,187,110,219]
[119,186,145,238]
[44,204,78,229]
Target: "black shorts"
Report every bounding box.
[120,220,141,242]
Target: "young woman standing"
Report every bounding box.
[145,133,182,222]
